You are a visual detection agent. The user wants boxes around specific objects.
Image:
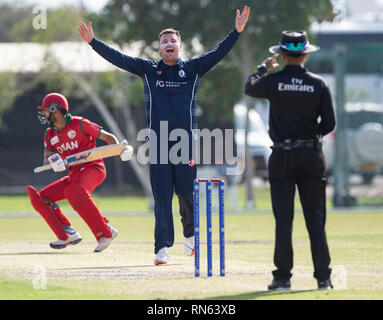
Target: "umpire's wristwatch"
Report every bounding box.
[257,63,268,75]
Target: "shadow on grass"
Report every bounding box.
[208,289,318,300]
[51,263,186,270]
[0,252,83,256]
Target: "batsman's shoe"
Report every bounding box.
[94,237,113,252]
[184,236,195,256]
[108,225,119,240]
[154,247,169,265]
[267,279,291,291]
[50,230,82,249]
[94,225,118,253]
[318,279,334,290]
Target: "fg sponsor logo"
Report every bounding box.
[156,80,165,87]
[156,80,187,88]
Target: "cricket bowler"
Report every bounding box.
[78,5,250,265]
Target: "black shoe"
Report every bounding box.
[267,279,291,291]
[318,279,334,290]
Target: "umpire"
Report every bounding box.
[244,31,336,291]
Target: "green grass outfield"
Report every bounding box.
[0,193,382,300]
[0,185,330,213]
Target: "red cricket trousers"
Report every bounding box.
[38,165,112,240]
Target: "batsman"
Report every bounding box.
[27,92,134,252]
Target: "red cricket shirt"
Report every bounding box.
[43,114,105,171]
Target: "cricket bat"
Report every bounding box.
[34,141,128,174]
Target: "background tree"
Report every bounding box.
[0,2,32,42]
[0,3,86,43]
[12,6,85,43]
[0,4,86,131]
[0,72,20,130]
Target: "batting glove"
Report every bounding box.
[120,145,134,161]
[48,154,66,172]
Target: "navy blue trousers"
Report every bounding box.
[150,162,196,254]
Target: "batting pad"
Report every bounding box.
[26,185,68,240]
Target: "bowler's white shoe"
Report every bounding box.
[154,247,169,265]
[94,225,118,252]
[50,230,82,249]
[184,236,195,256]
